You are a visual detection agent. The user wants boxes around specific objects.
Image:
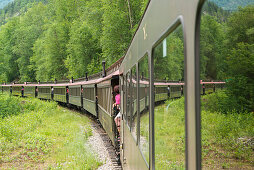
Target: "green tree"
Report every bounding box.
[225,5,254,112]
[100,0,148,66]
[65,20,101,78]
[200,14,225,80]
[12,2,46,82]
[0,18,19,82]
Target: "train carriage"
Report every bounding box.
[69,85,82,107]
[203,83,214,94]
[119,0,210,168]
[38,86,51,100]
[2,86,10,94]
[82,84,96,117]
[53,86,67,103]
[97,72,119,146]
[24,86,35,98]
[12,85,22,96]
[170,84,184,98]
[154,85,168,102]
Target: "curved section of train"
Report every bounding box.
[1,0,226,169]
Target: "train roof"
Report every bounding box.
[1,70,120,87]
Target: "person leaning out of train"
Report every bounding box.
[113,85,121,132]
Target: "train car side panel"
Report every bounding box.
[2,86,10,93]
[97,81,115,145]
[38,86,51,100]
[83,85,96,116]
[54,86,66,103]
[12,86,22,96]
[98,105,115,144]
[122,122,149,170]
[69,85,82,107]
[24,86,35,98]
[84,99,96,116]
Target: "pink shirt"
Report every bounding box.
[115,94,120,105]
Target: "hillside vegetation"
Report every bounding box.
[0,0,148,82]
[0,0,253,113]
[0,93,101,169]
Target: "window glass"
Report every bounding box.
[153,25,185,169]
[139,54,149,165]
[126,72,131,127]
[131,65,137,141]
[84,88,95,101]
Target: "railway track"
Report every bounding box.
[59,105,122,170]
[90,120,122,170]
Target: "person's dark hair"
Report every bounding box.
[114,85,119,94]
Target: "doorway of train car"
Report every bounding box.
[111,75,120,143]
[111,75,121,158]
[111,75,120,120]
[66,86,69,104]
[35,86,38,98]
[153,23,185,169]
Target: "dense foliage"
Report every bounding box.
[200,5,254,112]
[0,0,253,112]
[0,0,148,82]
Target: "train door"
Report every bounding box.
[66,86,69,104]
[81,85,83,108]
[111,75,120,163]
[95,84,98,118]
[35,86,38,98]
[119,75,125,164]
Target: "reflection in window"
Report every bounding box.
[126,72,131,127]
[139,55,150,165]
[131,66,137,141]
[153,25,185,169]
[154,27,184,81]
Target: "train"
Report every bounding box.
[1,0,227,169]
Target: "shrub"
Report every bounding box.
[0,94,22,119]
[201,90,248,114]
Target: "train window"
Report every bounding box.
[97,86,112,114]
[69,86,81,97]
[153,25,185,169]
[38,87,50,94]
[122,75,126,118]
[126,72,131,127]
[131,65,137,141]
[84,88,95,101]
[138,54,150,165]
[199,2,253,169]
[54,87,65,95]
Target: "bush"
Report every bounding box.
[0,94,22,119]
[201,90,249,114]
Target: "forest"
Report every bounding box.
[0,0,253,112]
[0,0,148,82]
